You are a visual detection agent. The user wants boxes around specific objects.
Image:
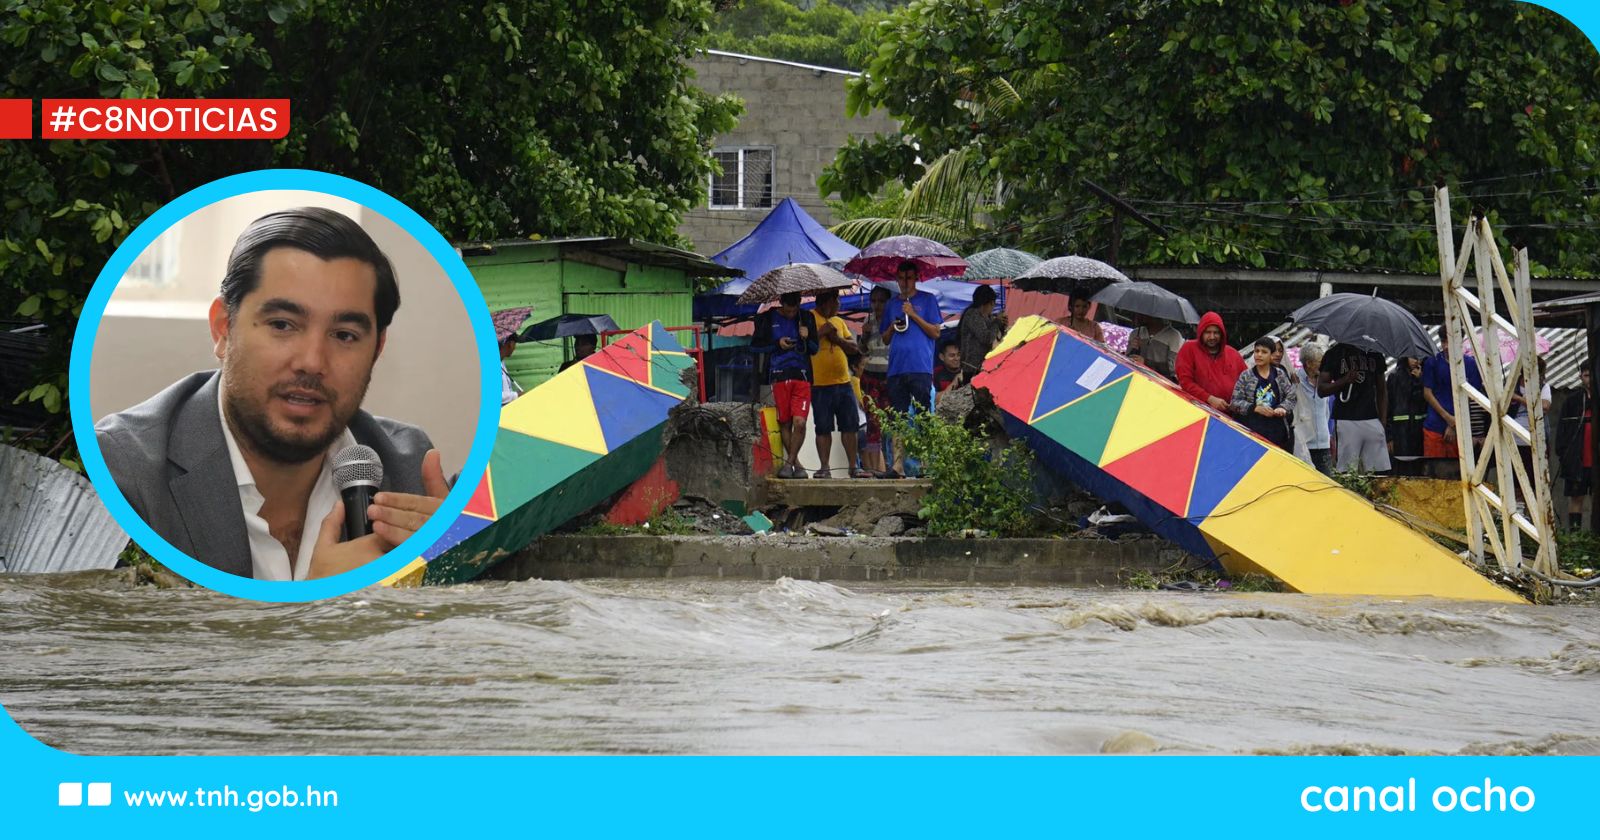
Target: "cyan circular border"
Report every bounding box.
[69,169,499,602]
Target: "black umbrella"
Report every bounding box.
[519,313,619,341]
[1011,255,1131,297]
[1289,293,1436,358]
[735,263,855,305]
[1091,281,1200,324]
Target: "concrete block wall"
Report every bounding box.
[488,534,1186,586]
[680,51,902,256]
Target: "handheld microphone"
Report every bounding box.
[331,445,384,539]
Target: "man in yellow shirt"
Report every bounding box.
[810,290,866,478]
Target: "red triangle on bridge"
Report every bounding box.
[463,467,497,520]
[584,333,652,384]
[1102,418,1207,516]
[970,334,1052,422]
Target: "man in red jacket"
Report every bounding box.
[1175,311,1246,412]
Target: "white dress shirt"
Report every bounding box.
[217,382,356,581]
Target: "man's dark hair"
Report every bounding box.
[972,284,997,306]
[897,260,919,274]
[816,289,839,303]
[220,207,400,330]
[778,291,802,307]
[1253,337,1277,352]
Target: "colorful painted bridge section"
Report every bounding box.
[386,321,695,586]
[974,317,1522,603]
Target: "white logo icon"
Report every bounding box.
[58,782,112,807]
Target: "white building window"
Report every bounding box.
[123,230,180,286]
[710,147,774,209]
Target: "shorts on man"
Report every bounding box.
[1423,427,1458,458]
[811,383,858,436]
[774,378,811,424]
[1335,418,1391,472]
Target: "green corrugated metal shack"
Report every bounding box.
[460,237,739,388]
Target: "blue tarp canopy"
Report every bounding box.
[696,198,860,319]
[858,278,998,315]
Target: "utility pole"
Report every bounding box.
[1082,178,1170,264]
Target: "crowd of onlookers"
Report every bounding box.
[1150,308,1592,529]
[751,260,979,479]
[742,268,1594,528]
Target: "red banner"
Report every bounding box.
[0,99,31,139]
[39,99,289,140]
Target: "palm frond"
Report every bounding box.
[830,216,970,248]
[983,77,1022,112]
[903,148,995,227]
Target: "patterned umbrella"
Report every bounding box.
[492,306,533,342]
[844,235,968,282]
[1289,293,1436,359]
[735,263,856,305]
[962,247,1042,281]
[1464,328,1553,365]
[1012,255,1131,296]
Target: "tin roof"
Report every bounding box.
[0,445,128,573]
[456,237,741,278]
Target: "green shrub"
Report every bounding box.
[1556,528,1600,576]
[1333,465,1395,505]
[876,405,1034,536]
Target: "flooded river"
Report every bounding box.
[1,572,1597,755]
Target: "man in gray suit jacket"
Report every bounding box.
[94,207,448,581]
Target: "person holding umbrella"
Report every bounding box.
[752,292,821,479]
[1057,293,1104,343]
[493,306,533,406]
[1318,341,1390,473]
[1127,314,1184,380]
[881,260,943,476]
[558,334,598,373]
[1175,311,1246,413]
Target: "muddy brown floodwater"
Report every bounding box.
[1,571,1597,755]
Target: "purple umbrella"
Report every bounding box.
[844,235,968,283]
[491,307,533,342]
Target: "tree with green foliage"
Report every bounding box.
[823,0,1600,271]
[706,0,893,70]
[0,0,740,450]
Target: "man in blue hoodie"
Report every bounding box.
[752,292,820,478]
